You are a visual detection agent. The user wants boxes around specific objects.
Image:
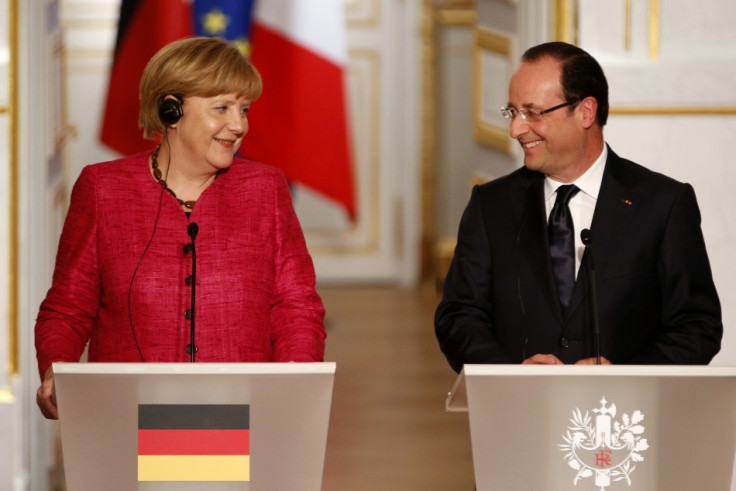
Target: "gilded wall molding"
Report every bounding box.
[648,0,659,60]
[345,0,380,27]
[624,0,632,51]
[555,0,659,58]
[622,0,659,58]
[437,8,476,26]
[420,0,476,278]
[473,28,512,153]
[552,0,578,44]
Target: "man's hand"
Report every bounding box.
[575,356,612,365]
[36,366,58,420]
[522,354,564,365]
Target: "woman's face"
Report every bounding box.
[174,93,252,173]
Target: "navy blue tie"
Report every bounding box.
[549,185,580,311]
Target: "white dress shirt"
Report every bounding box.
[545,144,607,278]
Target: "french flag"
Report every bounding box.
[100,0,356,220]
[248,1,356,221]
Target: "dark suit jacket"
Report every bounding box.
[435,146,722,371]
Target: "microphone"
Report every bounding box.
[580,229,601,365]
[187,222,199,362]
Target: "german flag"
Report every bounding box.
[138,404,250,481]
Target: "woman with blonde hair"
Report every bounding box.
[35,37,326,419]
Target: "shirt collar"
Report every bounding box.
[545,144,607,201]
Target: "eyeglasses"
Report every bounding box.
[499,100,578,122]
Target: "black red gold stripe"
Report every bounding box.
[138,404,250,429]
[137,404,250,482]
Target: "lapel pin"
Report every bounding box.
[621,199,632,206]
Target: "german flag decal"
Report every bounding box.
[138,404,250,481]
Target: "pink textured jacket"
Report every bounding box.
[35,152,326,378]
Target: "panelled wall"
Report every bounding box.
[0,0,16,486]
[3,0,68,489]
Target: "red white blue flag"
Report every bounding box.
[101,0,356,220]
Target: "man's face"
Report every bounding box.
[507,57,585,181]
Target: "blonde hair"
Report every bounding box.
[138,36,263,139]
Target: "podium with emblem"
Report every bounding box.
[447,365,736,490]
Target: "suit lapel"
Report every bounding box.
[518,172,565,325]
[567,148,640,319]
[589,149,640,273]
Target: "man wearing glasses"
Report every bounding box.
[435,41,721,370]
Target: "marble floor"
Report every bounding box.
[319,285,475,491]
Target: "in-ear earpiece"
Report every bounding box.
[158,96,183,125]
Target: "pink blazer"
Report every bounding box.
[35,152,325,378]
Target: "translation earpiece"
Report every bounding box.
[158,96,183,125]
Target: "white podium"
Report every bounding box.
[447,365,736,490]
[54,362,335,491]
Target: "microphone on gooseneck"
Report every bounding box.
[187,222,199,362]
[580,229,601,365]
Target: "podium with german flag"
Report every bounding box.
[53,362,335,490]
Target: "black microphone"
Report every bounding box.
[580,229,601,365]
[187,222,199,362]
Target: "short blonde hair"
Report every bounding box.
[138,36,263,139]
